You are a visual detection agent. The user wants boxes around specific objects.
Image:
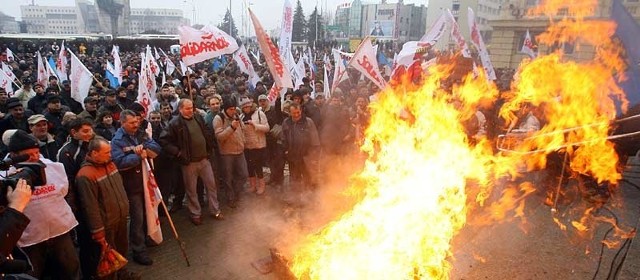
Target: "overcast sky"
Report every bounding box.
[2,0,428,35]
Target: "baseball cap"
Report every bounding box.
[28,114,47,125]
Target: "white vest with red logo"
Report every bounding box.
[13,157,78,247]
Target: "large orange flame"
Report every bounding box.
[287,0,628,279]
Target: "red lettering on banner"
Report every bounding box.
[357,55,382,85]
[180,37,231,58]
[201,34,213,40]
[240,54,251,70]
[264,33,284,77]
[284,9,292,32]
[1,80,7,88]
[33,185,56,196]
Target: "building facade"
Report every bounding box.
[129,8,190,35]
[335,0,428,42]
[489,0,640,69]
[19,0,188,36]
[0,12,20,34]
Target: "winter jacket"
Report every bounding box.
[76,159,129,234]
[241,108,269,149]
[213,111,245,155]
[111,127,161,195]
[36,133,61,161]
[282,116,320,159]
[57,138,89,213]
[159,114,215,165]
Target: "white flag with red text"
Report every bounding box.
[138,52,157,114]
[468,8,496,80]
[348,38,387,90]
[0,68,14,95]
[2,62,16,83]
[69,50,92,105]
[279,0,294,69]
[331,48,352,92]
[5,48,15,62]
[447,9,471,58]
[142,159,163,244]
[178,25,239,66]
[521,29,537,58]
[323,64,330,98]
[36,51,48,87]
[146,45,161,77]
[233,45,260,87]
[57,42,69,81]
[249,8,293,88]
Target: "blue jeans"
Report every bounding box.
[181,158,220,217]
[128,192,146,255]
[220,153,248,203]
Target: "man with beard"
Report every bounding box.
[153,84,179,112]
[28,114,60,160]
[77,97,99,122]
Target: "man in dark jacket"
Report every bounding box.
[111,110,161,265]
[160,99,222,226]
[76,137,138,279]
[57,118,94,214]
[282,103,320,190]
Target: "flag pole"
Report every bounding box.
[160,198,191,266]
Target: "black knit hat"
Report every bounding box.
[8,130,39,152]
[221,97,236,111]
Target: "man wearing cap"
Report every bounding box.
[28,114,60,160]
[14,78,35,108]
[77,97,99,122]
[43,95,67,138]
[27,83,47,114]
[213,97,248,208]
[0,97,30,137]
[5,129,80,279]
[100,89,125,122]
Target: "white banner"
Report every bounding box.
[69,50,92,105]
[138,52,157,114]
[521,29,537,58]
[111,45,123,85]
[233,45,260,87]
[331,48,351,92]
[348,38,387,90]
[178,25,239,66]
[447,9,471,58]
[6,48,15,62]
[0,68,14,95]
[323,63,330,98]
[36,51,48,87]
[57,41,69,81]
[279,0,294,69]
[294,57,305,88]
[2,62,16,82]
[468,7,497,80]
[142,159,163,244]
[145,45,161,77]
[249,8,293,88]
[420,10,449,49]
[159,48,176,76]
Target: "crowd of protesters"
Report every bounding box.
[0,39,387,280]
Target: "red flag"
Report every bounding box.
[249,8,293,88]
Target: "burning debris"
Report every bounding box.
[256,1,640,279]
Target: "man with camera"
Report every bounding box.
[0,179,32,277]
[3,129,80,279]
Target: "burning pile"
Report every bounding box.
[286,0,629,279]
